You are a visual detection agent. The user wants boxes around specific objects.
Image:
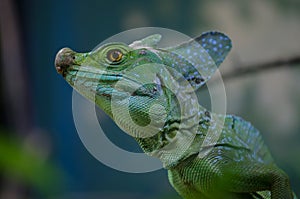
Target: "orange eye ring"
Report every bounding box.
[107,49,123,63]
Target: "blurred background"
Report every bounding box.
[0,0,300,198]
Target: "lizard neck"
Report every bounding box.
[135,106,211,168]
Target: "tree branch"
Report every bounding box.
[222,55,300,81]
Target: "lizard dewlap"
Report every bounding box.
[55,31,297,199]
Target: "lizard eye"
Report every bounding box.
[106,49,123,63]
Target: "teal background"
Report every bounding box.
[0,0,300,198]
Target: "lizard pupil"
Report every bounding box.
[107,49,123,62]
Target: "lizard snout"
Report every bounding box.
[55,47,75,74]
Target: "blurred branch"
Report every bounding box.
[0,0,33,133]
[222,55,300,81]
[0,0,28,197]
[0,0,51,198]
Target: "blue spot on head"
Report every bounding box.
[219,36,224,40]
[212,40,217,45]
[213,47,218,52]
[186,49,191,54]
[219,44,223,48]
[202,38,206,42]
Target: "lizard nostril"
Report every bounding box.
[55,47,74,74]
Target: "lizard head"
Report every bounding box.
[55,35,175,139]
[55,32,232,156]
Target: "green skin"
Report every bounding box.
[55,32,296,199]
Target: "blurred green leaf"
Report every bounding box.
[0,128,63,195]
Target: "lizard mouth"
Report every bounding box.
[60,64,149,100]
[64,66,158,101]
